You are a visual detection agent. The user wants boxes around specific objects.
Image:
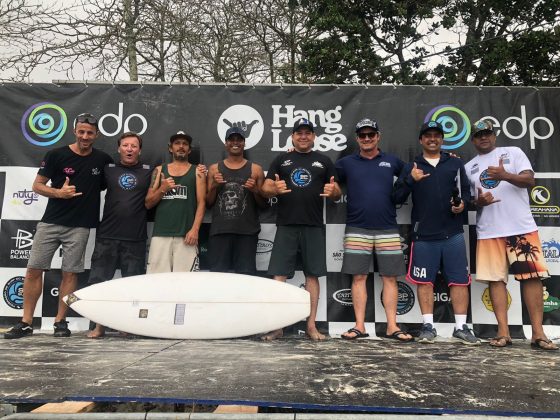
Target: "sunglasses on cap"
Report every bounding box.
[357,132,378,139]
[75,113,99,126]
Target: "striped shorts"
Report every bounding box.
[341,226,406,276]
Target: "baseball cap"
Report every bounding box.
[472,119,494,137]
[292,118,314,133]
[355,118,379,132]
[169,130,193,145]
[225,127,246,140]
[419,121,444,138]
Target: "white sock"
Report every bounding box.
[455,314,467,330]
[422,314,434,325]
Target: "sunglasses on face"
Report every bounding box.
[357,132,378,139]
[75,113,99,126]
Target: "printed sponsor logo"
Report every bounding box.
[331,250,343,262]
[3,276,24,309]
[271,105,346,152]
[379,161,391,168]
[312,161,324,168]
[397,281,415,315]
[10,189,39,206]
[10,229,33,261]
[332,288,353,306]
[543,287,560,313]
[290,168,311,188]
[256,239,274,254]
[424,104,554,150]
[21,103,68,147]
[217,105,264,149]
[530,186,560,216]
[542,240,560,264]
[119,173,138,190]
[482,287,512,312]
[434,291,451,302]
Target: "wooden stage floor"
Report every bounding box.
[1,334,559,416]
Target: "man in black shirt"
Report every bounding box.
[4,113,113,339]
[87,132,153,338]
[261,118,341,340]
[206,127,265,274]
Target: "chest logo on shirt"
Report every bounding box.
[500,153,510,164]
[91,168,101,176]
[291,168,311,187]
[119,173,138,190]
[63,167,75,175]
[162,185,187,200]
[479,169,500,189]
[312,161,324,168]
[379,161,391,168]
[281,159,293,167]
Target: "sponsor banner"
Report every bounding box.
[543,276,560,323]
[325,187,347,225]
[325,224,345,272]
[256,223,276,272]
[0,172,5,218]
[197,223,211,270]
[469,274,523,326]
[326,272,375,323]
[2,84,559,171]
[40,269,90,318]
[538,226,560,275]
[432,276,459,324]
[530,180,560,226]
[374,275,421,324]
[0,167,46,220]
[0,267,42,318]
[259,195,278,224]
[0,220,38,267]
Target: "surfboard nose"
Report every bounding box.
[63,293,80,307]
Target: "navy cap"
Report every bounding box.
[292,118,314,133]
[169,130,193,144]
[355,118,379,132]
[419,121,444,138]
[472,119,494,137]
[225,126,246,140]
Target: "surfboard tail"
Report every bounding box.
[63,293,80,307]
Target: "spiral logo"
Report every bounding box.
[21,102,68,147]
[424,105,471,150]
[4,276,24,309]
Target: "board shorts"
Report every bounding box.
[208,233,258,275]
[341,226,406,276]
[476,231,550,283]
[88,238,147,284]
[407,233,470,286]
[267,225,326,278]
[147,236,198,273]
[27,222,90,273]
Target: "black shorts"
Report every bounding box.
[88,238,147,284]
[207,233,258,275]
[267,225,326,278]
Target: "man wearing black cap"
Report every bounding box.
[335,118,412,341]
[261,118,341,340]
[465,119,557,350]
[206,127,265,274]
[393,121,478,345]
[145,131,206,273]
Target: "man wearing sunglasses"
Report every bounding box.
[335,118,412,342]
[5,113,113,339]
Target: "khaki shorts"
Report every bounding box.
[146,236,198,273]
[476,231,550,283]
[27,222,90,273]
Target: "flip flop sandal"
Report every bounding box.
[530,338,559,351]
[341,327,369,340]
[385,330,414,342]
[489,336,512,347]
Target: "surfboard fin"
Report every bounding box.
[64,293,80,306]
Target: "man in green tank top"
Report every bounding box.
[145,131,206,272]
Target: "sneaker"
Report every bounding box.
[53,320,71,337]
[453,324,481,346]
[417,323,437,344]
[4,321,33,339]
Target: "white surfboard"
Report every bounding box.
[63,272,310,339]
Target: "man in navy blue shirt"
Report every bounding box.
[335,118,412,341]
[393,121,479,345]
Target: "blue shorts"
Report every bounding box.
[406,233,470,286]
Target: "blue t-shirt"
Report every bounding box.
[335,151,403,229]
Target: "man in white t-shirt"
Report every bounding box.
[465,119,557,351]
